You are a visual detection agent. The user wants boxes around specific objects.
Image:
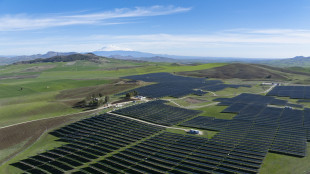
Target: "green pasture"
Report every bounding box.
[197,105,236,120]
[0,100,81,127]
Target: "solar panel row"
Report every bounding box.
[215,93,287,106]
[112,100,202,126]
[180,116,230,131]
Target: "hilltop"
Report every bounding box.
[0,51,77,65]
[177,63,290,80]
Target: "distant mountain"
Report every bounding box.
[0,51,76,65]
[3,50,309,67]
[92,50,270,63]
[92,50,159,58]
[109,55,180,63]
[260,56,310,67]
[13,53,105,64]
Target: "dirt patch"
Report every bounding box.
[116,80,146,85]
[101,65,143,71]
[65,61,76,66]
[0,110,99,164]
[56,80,142,106]
[112,98,136,104]
[22,65,56,72]
[177,63,288,80]
[185,97,209,104]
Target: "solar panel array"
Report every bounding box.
[11,114,163,174]
[267,86,310,99]
[76,132,264,174]
[119,72,250,98]
[182,93,308,157]
[214,93,288,106]
[112,100,202,126]
[304,109,310,141]
[180,116,230,131]
[10,90,310,173]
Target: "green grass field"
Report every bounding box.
[0,61,225,126]
[197,105,236,119]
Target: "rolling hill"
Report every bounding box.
[0,50,273,65]
[13,53,105,64]
[0,51,77,65]
[177,63,294,80]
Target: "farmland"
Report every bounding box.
[1,55,310,173]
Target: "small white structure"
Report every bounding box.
[262,82,273,85]
[189,129,200,134]
[115,103,123,108]
[135,96,146,100]
[261,82,281,86]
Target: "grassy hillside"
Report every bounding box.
[0,56,225,127]
[177,63,310,84]
[261,56,310,67]
[287,66,310,74]
[177,63,288,79]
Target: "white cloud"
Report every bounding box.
[0,6,191,31]
[1,28,310,58]
[97,29,310,45]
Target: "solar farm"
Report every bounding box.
[119,73,250,98]
[7,72,310,174]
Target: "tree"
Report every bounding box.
[125,91,139,99]
[125,93,131,99]
[133,90,138,96]
[98,93,103,98]
[97,99,104,106]
[104,96,110,103]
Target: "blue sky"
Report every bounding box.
[0,0,310,58]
